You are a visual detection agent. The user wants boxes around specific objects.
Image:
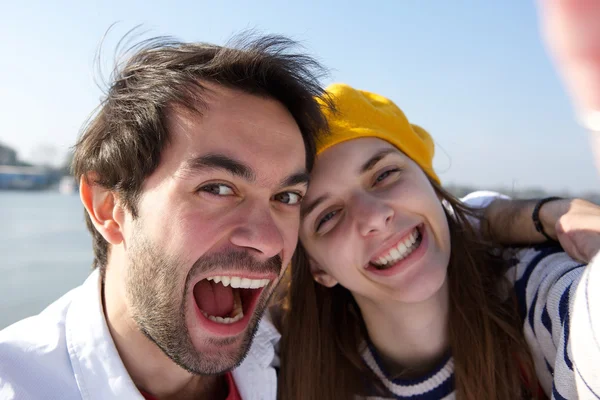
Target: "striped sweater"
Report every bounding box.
[361,245,599,399]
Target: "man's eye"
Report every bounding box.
[199,183,235,196]
[274,192,303,205]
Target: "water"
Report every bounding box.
[0,191,93,329]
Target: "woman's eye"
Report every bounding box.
[199,183,235,196]
[374,168,401,185]
[274,192,303,205]
[316,210,338,232]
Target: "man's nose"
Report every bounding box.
[229,201,285,260]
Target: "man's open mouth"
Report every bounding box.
[193,276,271,325]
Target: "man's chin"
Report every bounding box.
[181,311,263,374]
[181,333,254,375]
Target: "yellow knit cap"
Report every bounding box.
[317,83,440,183]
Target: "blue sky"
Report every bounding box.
[0,0,597,192]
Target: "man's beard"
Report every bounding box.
[125,232,282,375]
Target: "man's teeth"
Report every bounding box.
[199,276,269,324]
[373,229,421,267]
[201,289,244,324]
[202,311,244,324]
[206,276,270,289]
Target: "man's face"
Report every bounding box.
[119,85,307,374]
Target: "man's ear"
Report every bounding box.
[308,257,338,288]
[79,174,126,245]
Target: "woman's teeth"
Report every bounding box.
[372,228,422,269]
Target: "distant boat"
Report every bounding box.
[0,165,50,190]
[58,176,78,195]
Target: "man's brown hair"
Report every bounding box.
[72,33,331,275]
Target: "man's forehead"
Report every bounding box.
[157,88,307,186]
[168,81,292,124]
[165,83,302,142]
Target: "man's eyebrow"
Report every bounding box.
[280,171,310,188]
[183,154,255,181]
[359,149,397,174]
[301,194,329,218]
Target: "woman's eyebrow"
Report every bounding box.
[301,193,330,219]
[359,149,397,174]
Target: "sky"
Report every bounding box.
[0,0,597,193]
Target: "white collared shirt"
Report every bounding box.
[0,269,280,400]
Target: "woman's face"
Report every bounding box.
[299,138,451,304]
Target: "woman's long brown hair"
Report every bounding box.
[277,181,538,400]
